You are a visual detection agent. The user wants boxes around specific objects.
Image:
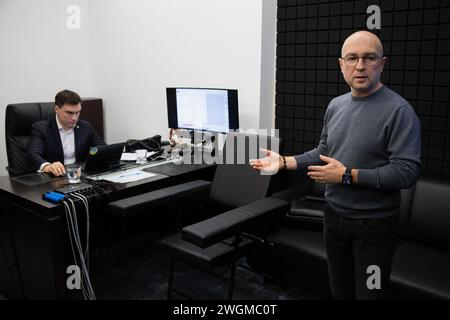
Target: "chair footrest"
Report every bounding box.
[107,180,211,218]
[181,197,290,248]
[159,233,255,269]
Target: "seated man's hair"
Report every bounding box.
[55,89,82,107]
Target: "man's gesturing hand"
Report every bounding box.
[307,155,346,184]
[249,148,282,175]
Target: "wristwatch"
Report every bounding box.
[342,167,353,185]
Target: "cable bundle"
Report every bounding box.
[62,192,96,300]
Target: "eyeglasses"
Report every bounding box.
[341,54,382,66]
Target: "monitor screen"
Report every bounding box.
[166,87,239,133]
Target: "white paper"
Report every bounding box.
[121,153,137,161]
[121,151,157,161]
[93,169,156,183]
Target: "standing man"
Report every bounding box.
[27,90,105,176]
[251,31,421,299]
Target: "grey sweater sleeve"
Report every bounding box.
[357,105,422,189]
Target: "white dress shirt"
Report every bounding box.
[39,116,76,171]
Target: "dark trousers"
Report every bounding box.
[323,203,398,300]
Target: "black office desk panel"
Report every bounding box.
[0,161,215,299]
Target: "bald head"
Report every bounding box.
[339,31,386,97]
[341,31,384,58]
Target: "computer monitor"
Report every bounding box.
[166,87,239,133]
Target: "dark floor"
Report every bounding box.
[92,232,321,300]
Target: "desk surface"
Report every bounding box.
[0,169,168,212]
[0,159,215,217]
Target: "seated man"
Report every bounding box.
[27,89,105,176]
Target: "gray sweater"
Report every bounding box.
[294,86,421,218]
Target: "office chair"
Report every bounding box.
[107,132,290,299]
[5,103,55,176]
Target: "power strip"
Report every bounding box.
[55,183,94,195]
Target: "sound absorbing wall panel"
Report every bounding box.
[275,0,450,179]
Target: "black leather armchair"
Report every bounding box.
[5,103,55,176]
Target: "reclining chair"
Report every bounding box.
[107,132,290,299]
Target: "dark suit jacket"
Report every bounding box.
[26,116,105,171]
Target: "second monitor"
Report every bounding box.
[166,87,239,133]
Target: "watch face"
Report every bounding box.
[343,174,352,185]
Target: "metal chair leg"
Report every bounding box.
[227,263,236,300]
[167,258,175,300]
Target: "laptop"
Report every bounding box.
[83,142,126,175]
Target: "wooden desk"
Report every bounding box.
[0,161,215,299]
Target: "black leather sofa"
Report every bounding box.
[247,175,450,299]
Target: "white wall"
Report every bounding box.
[88,0,265,144]
[0,0,276,176]
[0,0,93,176]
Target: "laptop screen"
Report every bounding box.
[84,143,125,173]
